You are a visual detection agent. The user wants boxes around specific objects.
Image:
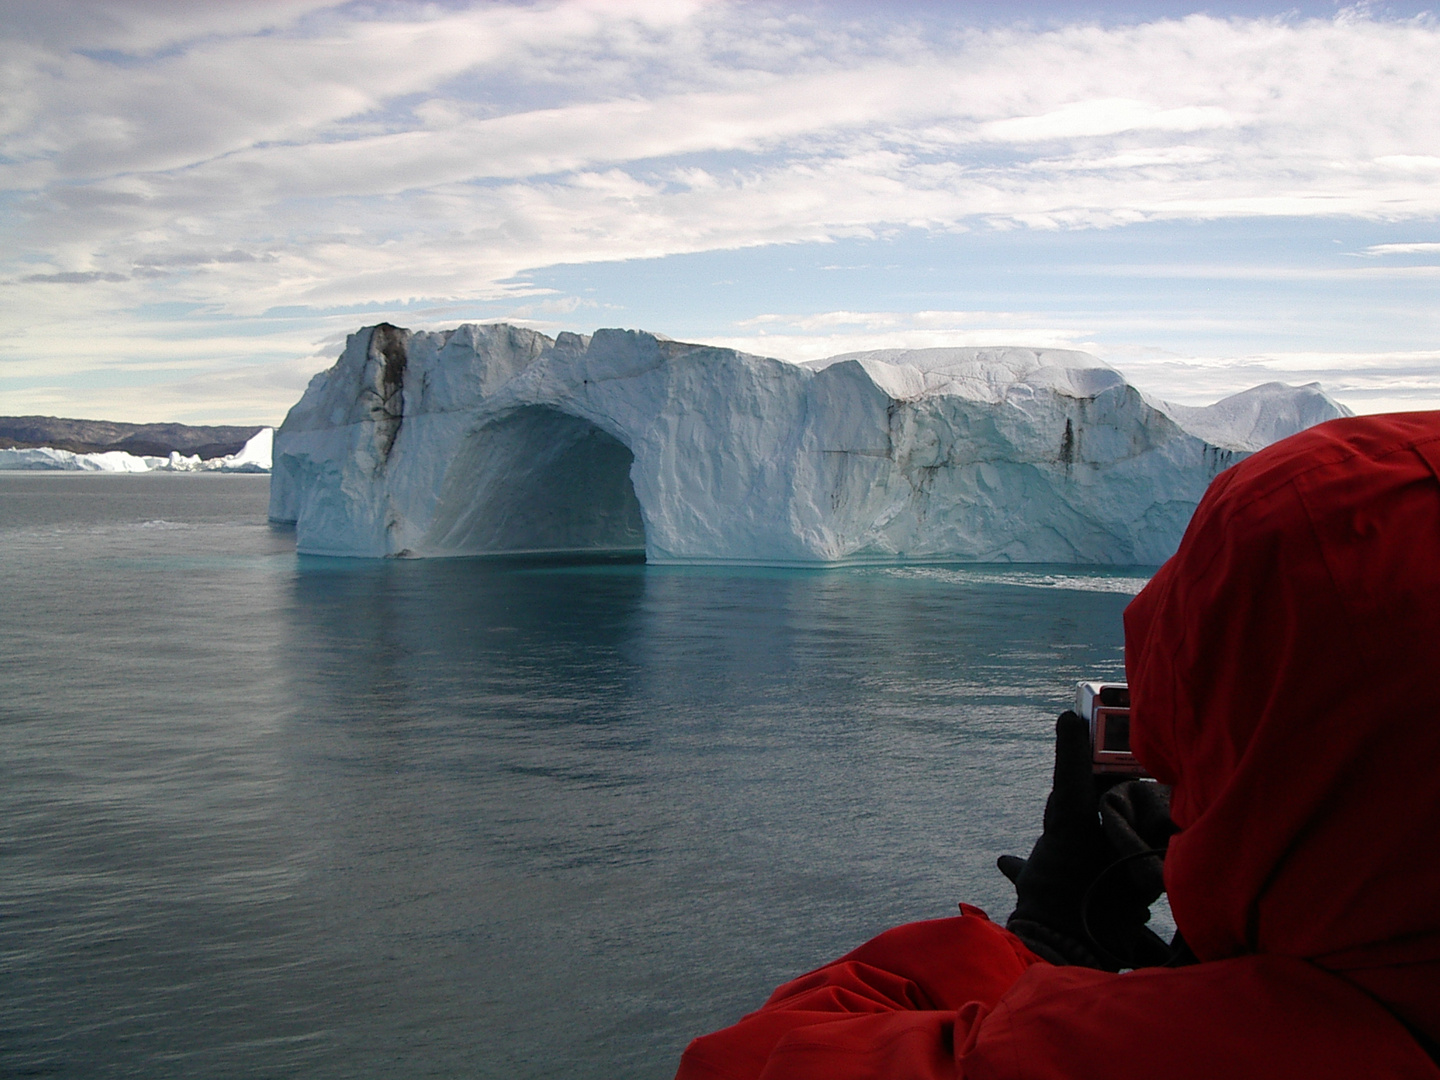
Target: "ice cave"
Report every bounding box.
[425,405,646,558]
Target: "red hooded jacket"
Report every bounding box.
[678,412,1440,1080]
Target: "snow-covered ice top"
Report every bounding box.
[0,428,274,473]
[802,346,1130,404]
[269,324,1350,564]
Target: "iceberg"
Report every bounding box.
[164,427,274,473]
[0,428,274,473]
[268,323,1349,564]
[0,446,160,472]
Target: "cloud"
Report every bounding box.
[4,2,1440,419]
[1364,242,1440,256]
[0,1,339,53]
[21,270,129,283]
[0,1,710,183]
[980,99,1235,142]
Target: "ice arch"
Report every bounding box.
[425,406,646,556]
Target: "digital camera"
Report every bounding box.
[1075,682,1149,777]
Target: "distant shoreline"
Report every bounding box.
[0,427,273,474]
[0,415,265,459]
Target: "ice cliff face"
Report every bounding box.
[269,323,1349,564]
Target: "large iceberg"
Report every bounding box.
[268,323,1348,564]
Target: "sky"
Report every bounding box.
[1,0,1438,425]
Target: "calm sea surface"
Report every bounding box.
[0,473,1152,1079]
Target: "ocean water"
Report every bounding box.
[0,474,1152,1079]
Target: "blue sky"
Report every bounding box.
[1,0,1438,423]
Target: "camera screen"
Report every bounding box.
[1102,714,1132,753]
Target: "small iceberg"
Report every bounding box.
[0,428,273,473]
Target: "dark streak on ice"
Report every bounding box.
[371,322,408,463]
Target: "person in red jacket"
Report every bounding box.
[676,411,1440,1080]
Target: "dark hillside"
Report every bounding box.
[0,416,264,458]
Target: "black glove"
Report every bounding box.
[996,711,1176,970]
[1099,773,1177,904]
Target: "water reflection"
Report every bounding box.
[265,556,1140,1078]
[1,478,1148,1080]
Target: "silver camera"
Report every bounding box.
[1075,682,1148,777]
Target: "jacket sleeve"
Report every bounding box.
[675,910,1039,1080]
[960,955,1440,1080]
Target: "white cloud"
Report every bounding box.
[4,2,1440,419]
[1373,154,1440,171]
[1364,242,1440,256]
[1,2,339,53]
[981,99,1235,142]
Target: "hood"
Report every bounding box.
[1124,411,1440,1043]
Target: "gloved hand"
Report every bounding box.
[1099,773,1177,905]
[996,711,1176,970]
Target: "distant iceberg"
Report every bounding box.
[0,428,273,473]
[268,324,1349,564]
